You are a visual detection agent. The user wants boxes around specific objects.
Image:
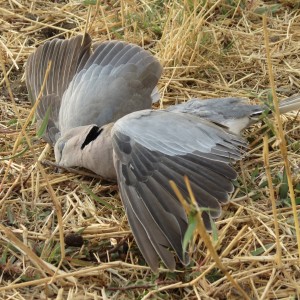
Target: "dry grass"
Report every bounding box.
[0,0,300,299]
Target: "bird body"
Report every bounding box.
[26,34,300,271]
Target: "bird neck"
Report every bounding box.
[82,123,117,181]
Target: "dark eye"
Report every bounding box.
[81,126,103,150]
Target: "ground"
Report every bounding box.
[0,0,300,299]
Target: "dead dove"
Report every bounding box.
[25,33,300,271]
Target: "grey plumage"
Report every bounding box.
[112,110,246,269]
[25,34,92,144]
[58,40,162,134]
[167,96,300,134]
[25,34,300,271]
[26,34,162,141]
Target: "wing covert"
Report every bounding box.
[58,41,162,134]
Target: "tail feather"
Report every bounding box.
[250,94,300,117]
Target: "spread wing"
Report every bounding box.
[25,34,92,144]
[58,41,162,134]
[111,110,246,271]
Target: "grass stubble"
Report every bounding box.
[0,1,300,299]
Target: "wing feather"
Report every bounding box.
[25,34,92,143]
[112,110,246,270]
[59,41,162,133]
[118,179,161,270]
[26,35,162,143]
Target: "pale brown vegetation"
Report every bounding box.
[0,0,300,299]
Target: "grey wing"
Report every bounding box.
[25,34,92,144]
[111,110,246,271]
[58,41,162,134]
[167,97,263,134]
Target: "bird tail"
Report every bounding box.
[250,94,300,118]
[279,94,300,114]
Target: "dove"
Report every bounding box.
[25,33,300,271]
